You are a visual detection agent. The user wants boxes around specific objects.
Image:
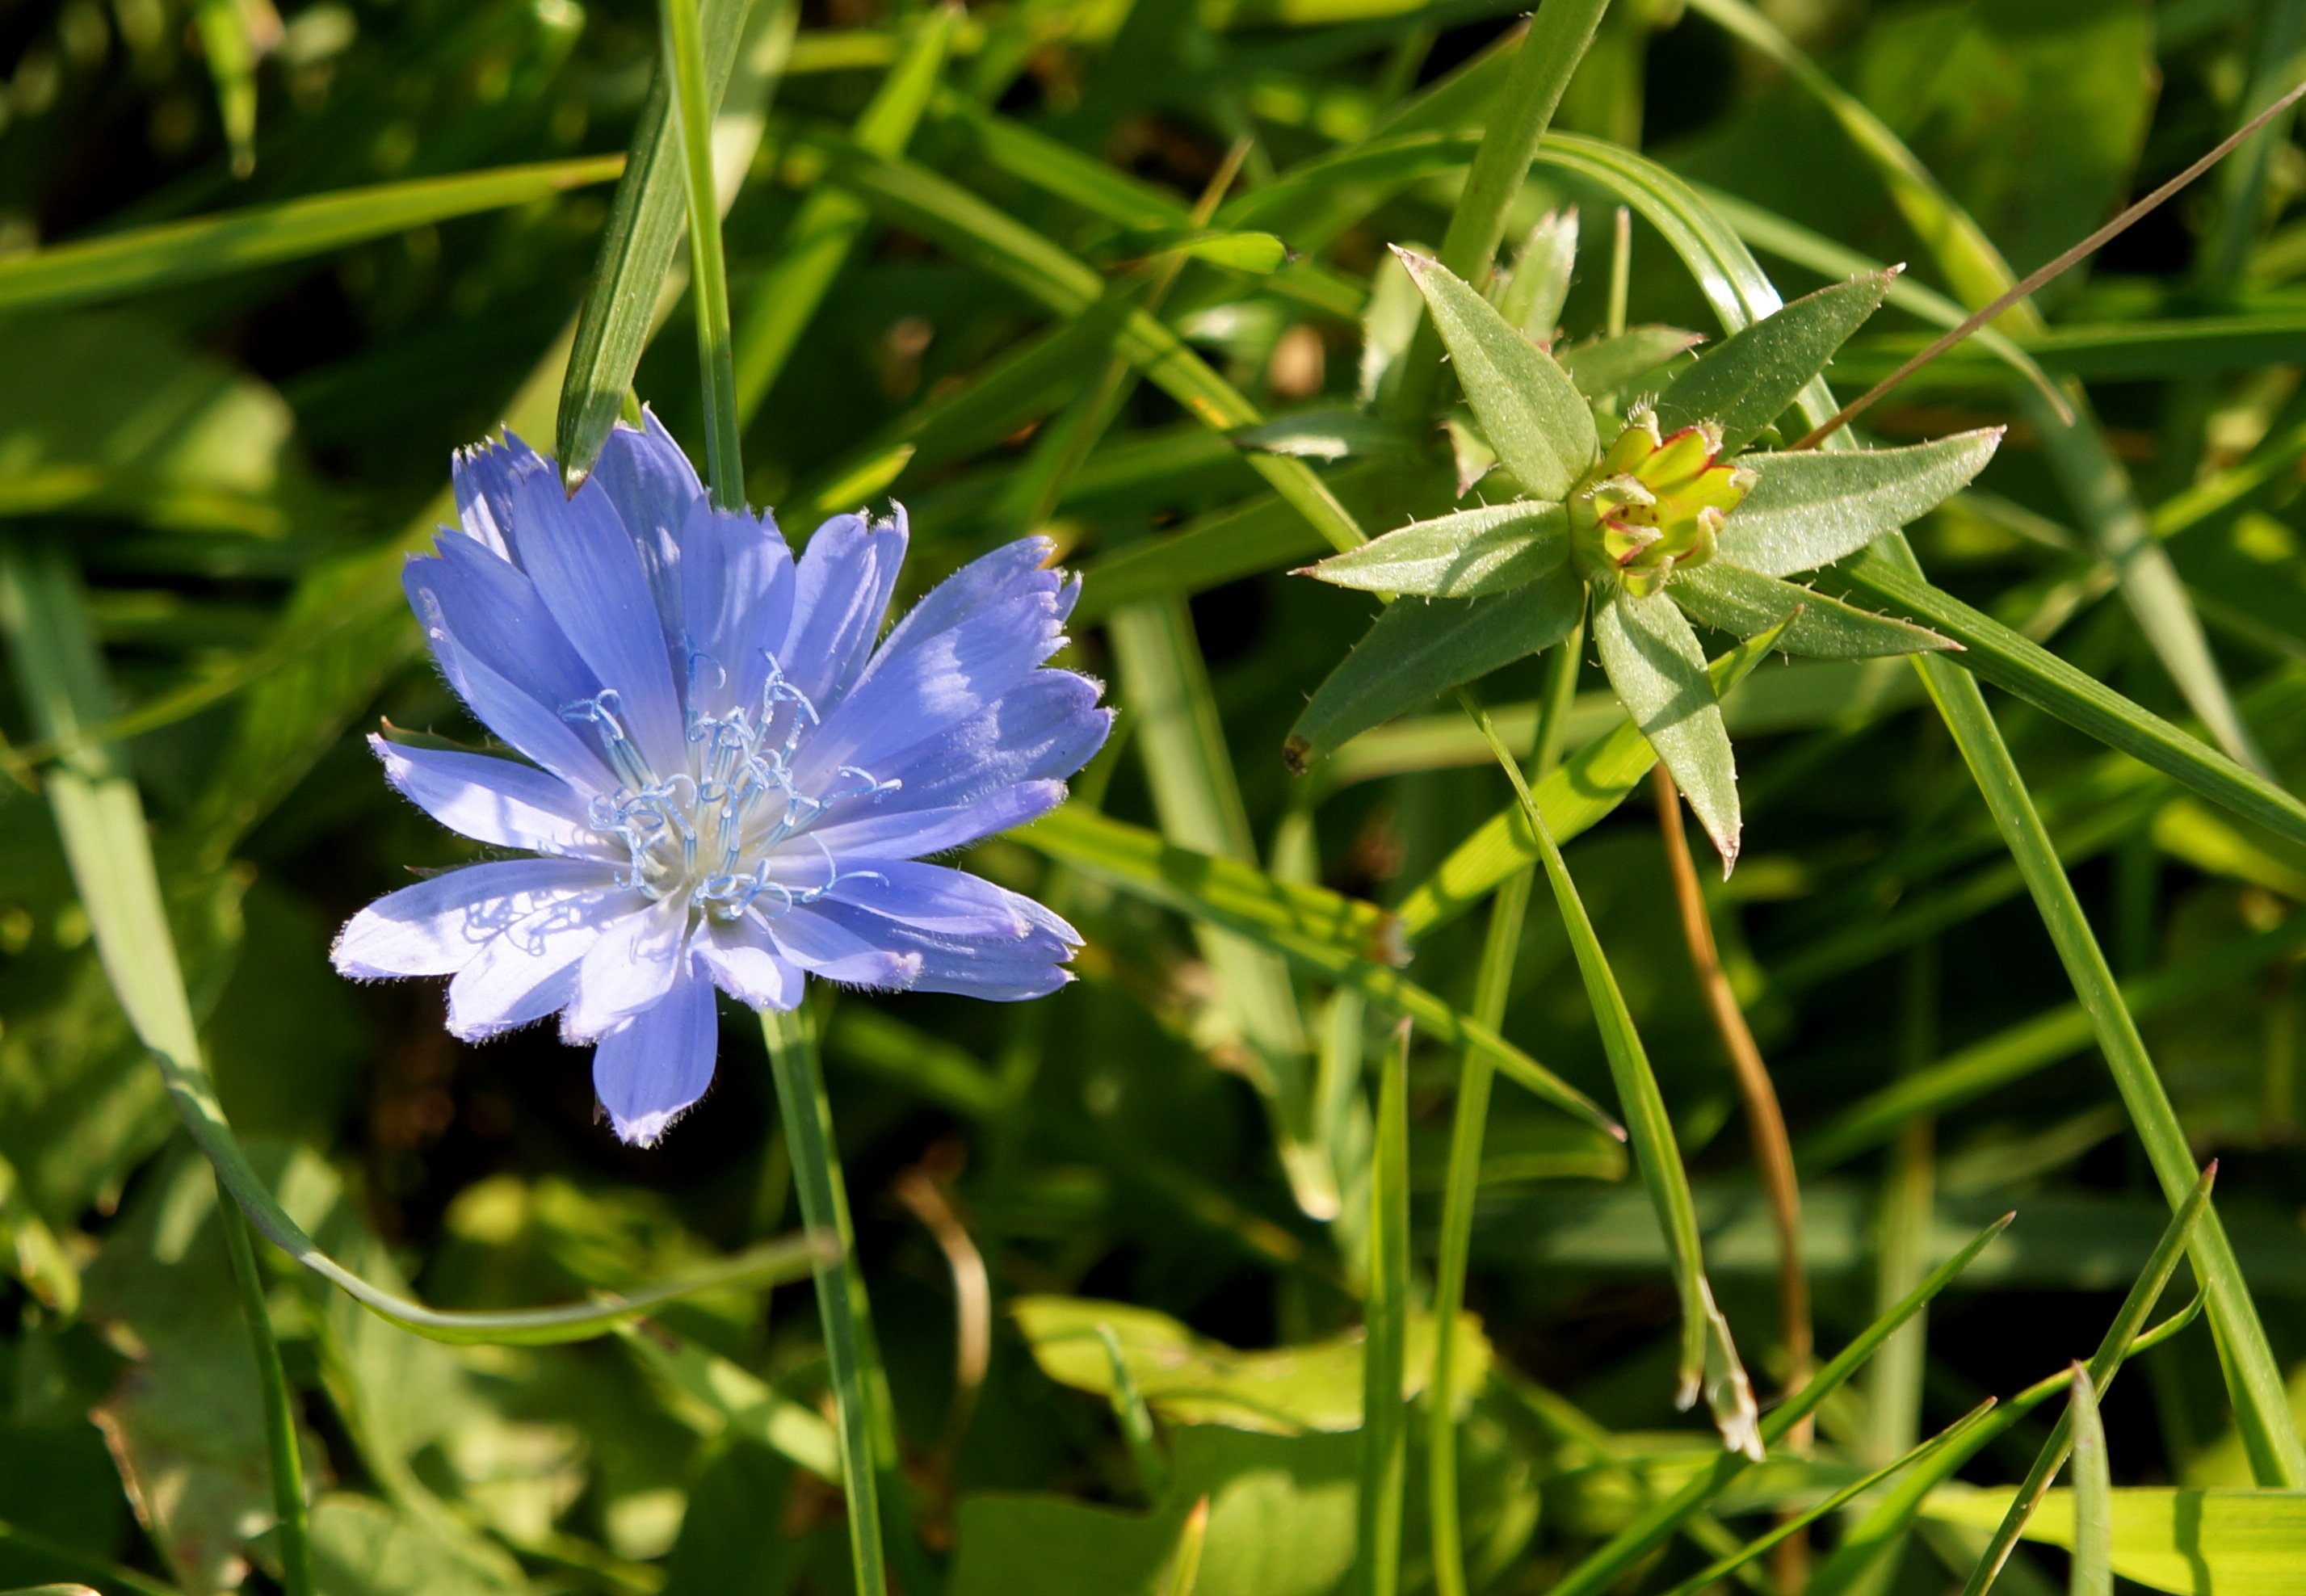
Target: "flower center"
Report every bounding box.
[561,653,901,921]
[1569,412,1755,598]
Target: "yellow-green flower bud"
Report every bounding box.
[1569,409,1756,597]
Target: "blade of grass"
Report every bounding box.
[762,1002,893,1596]
[0,542,828,1345]
[731,6,956,426]
[216,1196,313,1596]
[1460,692,1761,1458]
[1098,1324,1171,1501]
[1161,1498,1212,1596]
[1388,0,1612,422]
[1543,1213,2015,1596]
[2065,1369,2112,1596]
[1959,1166,2220,1596]
[0,157,624,313]
[662,0,745,505]
[1356,1021,1410,1596]
[1427,627,1578,1596]
[192,0,267,178]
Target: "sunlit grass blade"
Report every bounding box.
[1098,1325,1171,1500]
[662,0,746,505]
[0,543,828,1346]
[1544,1212,2014,1596]
[731,6,956,426]
[1161,1497,1212,1596]
[0,158,623,315]
[1397,616,1793,939]
[1018,807,1619,1136]
[1460,694,1758,1455]
[2067,1369,2113,1596]
[616,1322,841,1480]
[191,0,266,178]
[558,0,779,484]
[762,1002,893,1596]
[216,1198,313,1596]
[1957,1165,2217,1596]
[1355,1023,1409,1596]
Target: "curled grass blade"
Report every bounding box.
[0,544,829,1346]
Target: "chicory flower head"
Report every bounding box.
[334,414,1111,1145]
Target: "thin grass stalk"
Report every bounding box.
[1390,0,1612,422]
[218,1195,313,1596]
[762,1002,891,1596]
[662,0,745,506]
[1426,627,1579,1596]
[1356,1020,1411,1596]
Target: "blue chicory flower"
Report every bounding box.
[334,415,1112,1145]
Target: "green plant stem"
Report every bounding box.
[1390,0,1612,422]
[217,1196,313,1596]
[662,0,745,506]
[1356,1021,1410,1596]
[1426,627,1578,1596]
[762,1003,893,1596]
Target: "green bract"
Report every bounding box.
[1293,250,2003,867]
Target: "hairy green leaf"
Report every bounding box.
[1673,561,1955,658]
[1593,586,1741,869]
[1304,502,1568,598]
[1724,430,2004,578]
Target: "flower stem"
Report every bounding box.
[1427,628,1580,1596]
[217,1195,313,1596]
[1390,0,1613,424]
[762,1002,892,1596]
[661,0,746,508]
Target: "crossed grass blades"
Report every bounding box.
[1287,220,2001,870]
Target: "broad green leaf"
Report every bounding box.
[1014,807,1619,1136]
[1559,326,1705,398]
[1304,502,1567,598]
[1593,586,1741,869]
[1396,620,1791,939]
[1653,272,1895,452]
[2065,1370,2112,1596]
[1394,249,1598,498]
[1232,410,1417,461]
[1286,567,1584,770]
[1673,561,1954,658]
[1925,1489,2306,1596]
[558,0,782,483]
[1833,554,2306,857]
[0,158,623,316]
[304,1493,525,1596]
[1012,1296,1489,1434]
[1497,208,1580,339]
[1723,430,2004,578]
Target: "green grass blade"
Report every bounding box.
[1355,1023,1410,1596]
[0,158,622,314]
[1959,1166,2218,1596]
[1097,1325,1171,1501]
[617,1323,842,1480]
[1460,695,1759,1456]
[0,543,827,1346]
[662,0,746,506]
[1543,1213,2014,1596]
[1016,807,1619,1136]
[731,6,955,426]
[191,0,263,178]
[217,1195,313,1596]
[762,1002,893,1596]
[1397,616,1792,939]
[559,0,775,483]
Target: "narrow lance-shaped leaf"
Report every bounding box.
[1593,586,1741,870]
[2065,1367,2113,1596]
[1304,502,1568,598]
[1653,271,1897,452]
[1724,429,2004,577]
[1286,562,1585,771]
[1395,246,1598,499]
[1559,326,1706,398]
[1497,208,1580,340]
[1462,700,1760,1460]
[1674,561,1955,659]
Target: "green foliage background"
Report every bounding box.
[0,0,2303,1592]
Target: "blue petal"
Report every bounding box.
[446,881,638,1040]
[825,862,1067,939]
[763,906,922,988]
[676,498,793,721]
[868,536,1056,660]
[419,601,618,796]
[372,736,611,859]
[695,915,804,1010]
[452,431,553,563]
[590,410,704,651]
[805,779,1069,860]
[870,671,1112,811]
[409,536,598,724]
[509,467,688,777]
[795,551,1070,784]
[804,896,1077,1001]
[334,858,617,978]
[779,509,906,716]
[592,966,720,1146]
[566,892,690,1040]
